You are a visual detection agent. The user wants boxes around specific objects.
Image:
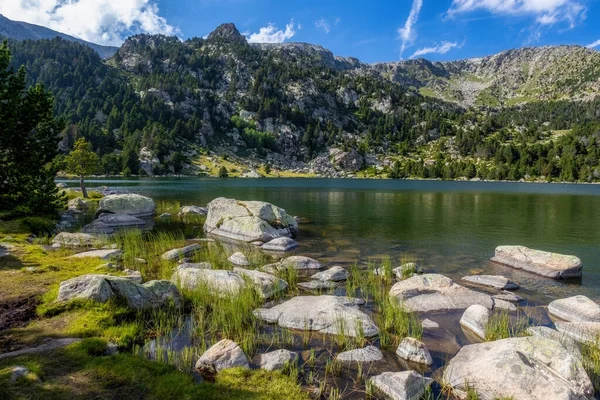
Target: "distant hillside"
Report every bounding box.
[0,14,117,58]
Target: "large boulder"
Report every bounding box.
[369,371,433,400]
[195,339,249,375]
[459,304,490,341]
[389,274,493,313]
[57,274,180,309]
[253,295,378,338]
[203,198,297,243]
[548,295,600,322]
[52,232,101,248]
[172,268,245,296]
[233,268,288,299]
[443,336,594,400]
[491,246,582,279]
[98,194,155,217]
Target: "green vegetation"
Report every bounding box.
[63,138,100,198]
[484,310,528,342]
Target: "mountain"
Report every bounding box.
[5,23,600,182]
[0,14,118,58]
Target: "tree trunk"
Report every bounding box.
[80,176,88,198]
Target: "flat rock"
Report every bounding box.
[548,295,600,322]
[461,275,519,290]
[172,268,245,296]
[253,295,377,337]
[98,194,155,217]
[176,262,212,270]
[555,321,600,344]
[369,371,433,400]
[258,349,298,371]
[52,232,100,248]
[0,338,81,361]
[459,304,489,340]
[203,198,297,243]
[310,266,349,281]
[491,245,582,279]
[195,339,249,374]
[261,237,299,252]
[421,319,439,329]
[298,280,338,290]
[443,335,594,400]
[336,345,383,363]
[228,252,250,266]
[69,249,122,259]
[493,298,517,311]
[396,337,433,365]
[389,274,493,313]
[161,244,201,261]
[493,290,524,303]
[233,267,288,299]
[526,326,581,354]
[279,256,322,270]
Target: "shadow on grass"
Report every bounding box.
[0,255,25,272]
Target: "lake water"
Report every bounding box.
[61,177,600,303]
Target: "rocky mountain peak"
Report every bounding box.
[206,23,246,44]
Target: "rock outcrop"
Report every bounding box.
[491,245,582,279]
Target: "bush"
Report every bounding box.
[218,166,229,178]
[23,216,56,236]
[79,338,108,357]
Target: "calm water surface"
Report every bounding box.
[61,178,600,302]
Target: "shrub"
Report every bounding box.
[23,216,56,236]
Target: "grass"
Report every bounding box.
[582,339,600,393]
[0,340,308,400]
[484,310,528,342]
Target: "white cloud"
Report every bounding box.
[398,0,424,57]
[410,41,462,59]
[447,0,585,28]
[0,0,177,46]
[315,19,331,34]
[247,20,296,43]
[586,39,600,48]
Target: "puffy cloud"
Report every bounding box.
[410,41,462,59]
[586,39,600,49]
[398,0,424,57]
[247,20,296,43]
[315,19,331,34]
[447,0,585,28]
[0,0,177,46]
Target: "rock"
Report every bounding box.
[161,244,201,261]
[178,205,207,217]
[298,280,338,290]
[369,371,433,400]
[0,243,13,258]
[459,305,489,340]
[228,252,250,266]
[253,295,377,337]
[98,194,155,217]
[389,274,494,313]
[69,249,122,259]
[421,319,439,329]
[555,321,600,344]
[134,258,147,264]
[233,267,288,299]
[56,182,68,188]
[52,232,100,248]
[261,237,299,252]
[258,349,298,371]
[310,266,349,281]
[106,342,119,355]
[172,268,245,296]
[57,274,180,309]
[526,326,581,353]
[443,336,594,399]
[393,263,423,279]
[491,245,582,279]
[10,366,35,382]
[203,198,297,243]
[493,290,524,303]
[241,169,263,178]
[330,148,364,172]
[279,256,322,270]
[493,298,517,311]
[336,345,383,363]
[177,262,212,270]
[260,263,280,275]
[159,213,171,219]
[195,339,249,375]
[83,213,147,234]
[0,338,81,361]
[67,198,89,210]
[548,295,600,322]
[396,337,433,365]
[461,275,519,290]
[123,269,142,284]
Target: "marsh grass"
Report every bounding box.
[582,338,600,392]
[484,310,528,342]
[156,200,181,215]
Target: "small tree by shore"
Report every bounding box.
[65,138,100,198]
[218,166,229,178]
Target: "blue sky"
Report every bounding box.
[1,0,599,63]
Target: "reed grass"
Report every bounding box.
[484,310,528,342]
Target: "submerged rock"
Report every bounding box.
[396,337,433,366]
[491,245,582,279]
[261,237,299,252]
[443,336,593,400]
[389,274,493,313]
[69,249,122,259]
[233,267,288,299]
[298,280,338,290]
[203,198,297,243]
[98,194,155,217]
[459,304,489,340]
[83,214,147,234]
[310,266,349,281]
[336,345,383,363]
[196,339,249,375]
[493,290,524,303]
[57,274,180,309]
[258,349,298,371]
[421,319,439,329]
[161,244,201,261]
[461,274,519,290]
[279,256,322,270]
[548,295,600,322]
[172,268,245,296]
[52,232,101,248]
[253,295,378,337]
[228,252,250,266]
[369,371,433,400]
